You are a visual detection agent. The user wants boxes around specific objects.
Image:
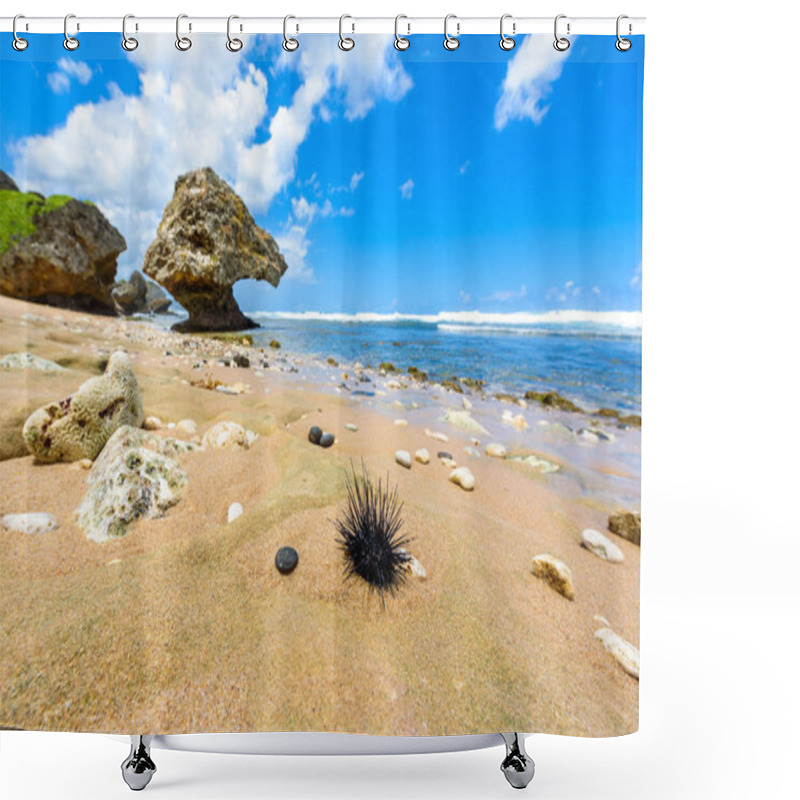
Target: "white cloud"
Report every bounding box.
[490,284,528,303]
[592,285,601,295]
[10,34,411,278]
[399,178,414,200]
[495,35,571,130]
[47,58,93,94]
[630,263,642,290]
[459,160,470,175]
[349,171,364,191]
[459,290,472,304]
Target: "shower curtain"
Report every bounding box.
[0,28,643,738]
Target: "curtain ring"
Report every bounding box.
[394,15,410,51]
[175,14,192,51]
[499,14,515,51]
[226,14,243,52]
[64,13,79,51]
[12,14,29,51]
[283,15,299,51]
[553,14,570,51]
[339,14,355,51]
[443,14,460,51]
[616,15,632,51]
[122,14,138,51]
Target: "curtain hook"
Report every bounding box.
[339,14,355,51]
[64,13,79,51]
[394,15,410,51]
[226,14,243,52]
[553,14,570,51]
[499,14,516,51]
[12,14,29,51]
[616,15,632,51]
[175,13,192,51]
[122,14,138,51]
[283,15,299,51]
[444,14,460,51]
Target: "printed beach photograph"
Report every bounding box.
[0,34,643,736]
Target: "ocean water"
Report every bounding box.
[246,311,642,414]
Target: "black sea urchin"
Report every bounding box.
[335,462,411,599]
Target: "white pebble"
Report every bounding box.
[143,416,163,431]
[345,422,358,432]
[394,419,409,427]
[414,448,430,464]
[485,442,507,458]
[581,529,625,563]
[395,450,412,469]
[2,512,58,535]
[177,419,197,435]
[449,467,475,491]
[595,627,640,679]
[227,502,244,523]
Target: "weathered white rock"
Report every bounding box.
[345,422,358,432]
[449,466,475,491]
[510,454,560,474]
[414,448,430,464]
[76,426,189,542]
[202,420,257,450]
[394,419,409,427]
[425,429,449,443]
[143,416,163,431]
[485,442,507,458]
[502,410,528,431]
[1,512,58,535]
[581,528,625,563]
[227,502,244,523]
[461,396,473,410]
[444,409,490,436]
[399,550,427,579]
[531,554,575,600]
[177,419,197,435]
[395,450,412,468]
[595,627,640,679]
[0,352,65,372]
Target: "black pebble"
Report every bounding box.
[318,432,335,448]
[437,451,454,460]
[275,546,299,574]
[308,426,322,444]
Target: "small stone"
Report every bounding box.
[425,429,449,443]
[437,451,453,461]
[177,419,197,435]
[449,467,475,491]
[202,421,257,450]
[68,458,93,471]
[143,416,163,431]
[232,353,250,368]
[509,454,560,474]
[485,443,507,458]
[444,409,490,436]
[318,432,335,448]
[441,457,458,468]
[594,627,640,679]
[345,423,358,432]
[1,512,58,535]
[531,554,575,600]
[608,511,641,546]
[414,448,430,464]
[308,425,323,444]
[0,352,65,372]
[461,396,473,410]
[581,528,624,563]
[502,410,528,431]
[395,450,412,469]
[228,502,244,523]
[399,549,427,579]
[275,546,298,574]
[394,419,409,427]
[464,446,481,458]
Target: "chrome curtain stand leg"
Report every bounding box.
[500,733,535,789]
[121,735,157,791]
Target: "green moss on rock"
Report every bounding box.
[0,190,92,253]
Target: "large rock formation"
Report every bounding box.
[0,169,19,192]
[112,270,172,315]
[142,167,287,332]
[0,190,126,314]
[22,351,144,463]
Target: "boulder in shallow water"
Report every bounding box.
[142,167,287,332]
[22,351,144,463]
[608,511,641,546]
[76,426,191,542]
[531,554,575,600]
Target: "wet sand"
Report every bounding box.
[0,295,639,736]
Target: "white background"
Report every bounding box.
[2,1,799,798]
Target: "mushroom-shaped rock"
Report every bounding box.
[142,167,288,332]
[22,351,144,463]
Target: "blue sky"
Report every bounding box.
[1,33,643,316]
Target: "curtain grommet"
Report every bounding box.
[63,13,79,51]
[283,15,299,52]
[121,14,138,51]
[12,14,29,51]
[553,14,570,51]
[338,14,355,51]
[444,14,460,51]
[226,14,243,52]
[499,14,516,51]
[394,15,410,51]
[615,15,632,51]
[175,14,192,51]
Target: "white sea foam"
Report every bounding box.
[250,309,642,330]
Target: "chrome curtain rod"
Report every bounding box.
[0,16,645,36]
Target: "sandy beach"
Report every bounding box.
[0,294,639,736]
